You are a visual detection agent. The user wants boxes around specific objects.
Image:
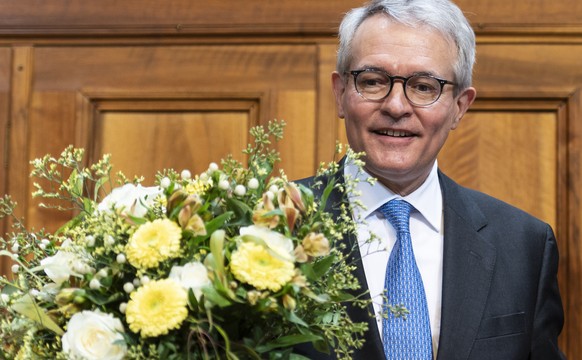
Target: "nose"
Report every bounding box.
[379,81,412,117]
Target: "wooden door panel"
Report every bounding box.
[474,44,582,90]
[33,45,316,91]
[439,111,558,229]
[98,111,251,183]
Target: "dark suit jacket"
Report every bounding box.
[295,168,565,360]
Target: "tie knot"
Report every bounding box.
[379,199,412,234]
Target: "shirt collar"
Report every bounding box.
[345,160,443,233]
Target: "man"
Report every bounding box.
[296,0,565,358]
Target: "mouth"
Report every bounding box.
[373,129,414,137]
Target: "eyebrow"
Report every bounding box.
[355,66,440,78]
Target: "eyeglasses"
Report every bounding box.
[348,69,456,106]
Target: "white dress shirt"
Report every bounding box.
[344,160,444,356]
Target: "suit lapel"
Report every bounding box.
[436,172,497,360]
[323,168,385,359]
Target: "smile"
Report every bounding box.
[375,129,413,137]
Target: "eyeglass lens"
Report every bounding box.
[354,71,444,106]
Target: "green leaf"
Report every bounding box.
[93,176,109,201]
[68,168,84,198]
[224,197,253,226]
[284,310,309,327]
[209,230,226,278]
[297,183,314,208]
[188,288,199,309]
[54,213,85,236]
[83,197,95,214]
[311,253,336,279]
[201,286,232,308]
[11,294,64,335]
[289,354,313,360]
[206,212,233,236]
[84,289,124,306]
[299,263,316,282]
[255,333,323,353]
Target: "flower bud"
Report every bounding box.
[247,178,259,190]
[55,288,78,306]
[89,279,101,290]
[181,169,192,180]
[302,233,330,257]
[178,206,192,228]
[97,268,109,278]
[85,235,96,247]
[291,272,308,288]
[123,282,134,293]
[282,294,297,311]
[293,245,309,263]
[252,193,279,229]
[234,185,246,196]
[116,253,126,264]
[160,177,172,189]
[208,162,219,173]
[105,235,115,246]
[186,214,207,236]
[168,189,189,212]
[284,182,306,213]
[218,179,230,190]
[59,303,82,317]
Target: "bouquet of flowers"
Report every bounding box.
[0,121,370,359]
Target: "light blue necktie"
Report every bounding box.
[380,199,432,359]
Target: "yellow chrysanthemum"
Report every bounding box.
[126,218,182,269]
[125,279,188,338]
[230,242,294,292]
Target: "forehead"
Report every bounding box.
[350,14,456,76]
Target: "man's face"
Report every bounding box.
[332,14,476,195]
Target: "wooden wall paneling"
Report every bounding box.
[0,0,581,37]
[4,46,33,275]
[24,43,318,232]
[273,89,316,178]
[316,43,342,164]
[1,0,582,357]
[76,91,263,184]
[26,91,79,234]
[0,47,11,246]
[439,98,560,229]
[0,0,361,35]
[566,88,582,358]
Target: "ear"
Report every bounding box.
[450,86,477,130]
[331,71,347,119]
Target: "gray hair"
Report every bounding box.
[336,0,476,92]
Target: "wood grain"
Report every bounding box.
[1,0,581,357]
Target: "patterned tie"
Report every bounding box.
[379,199,432,359]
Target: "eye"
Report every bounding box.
[407,76,439,94]
[357,72,389,88]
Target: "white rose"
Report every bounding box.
[239,225,295,262]
[40,240,84,285]
[169,262,211,301]
[62,310,127,360]
[97,183,162,218]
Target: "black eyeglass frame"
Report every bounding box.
[348,69,456,106]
